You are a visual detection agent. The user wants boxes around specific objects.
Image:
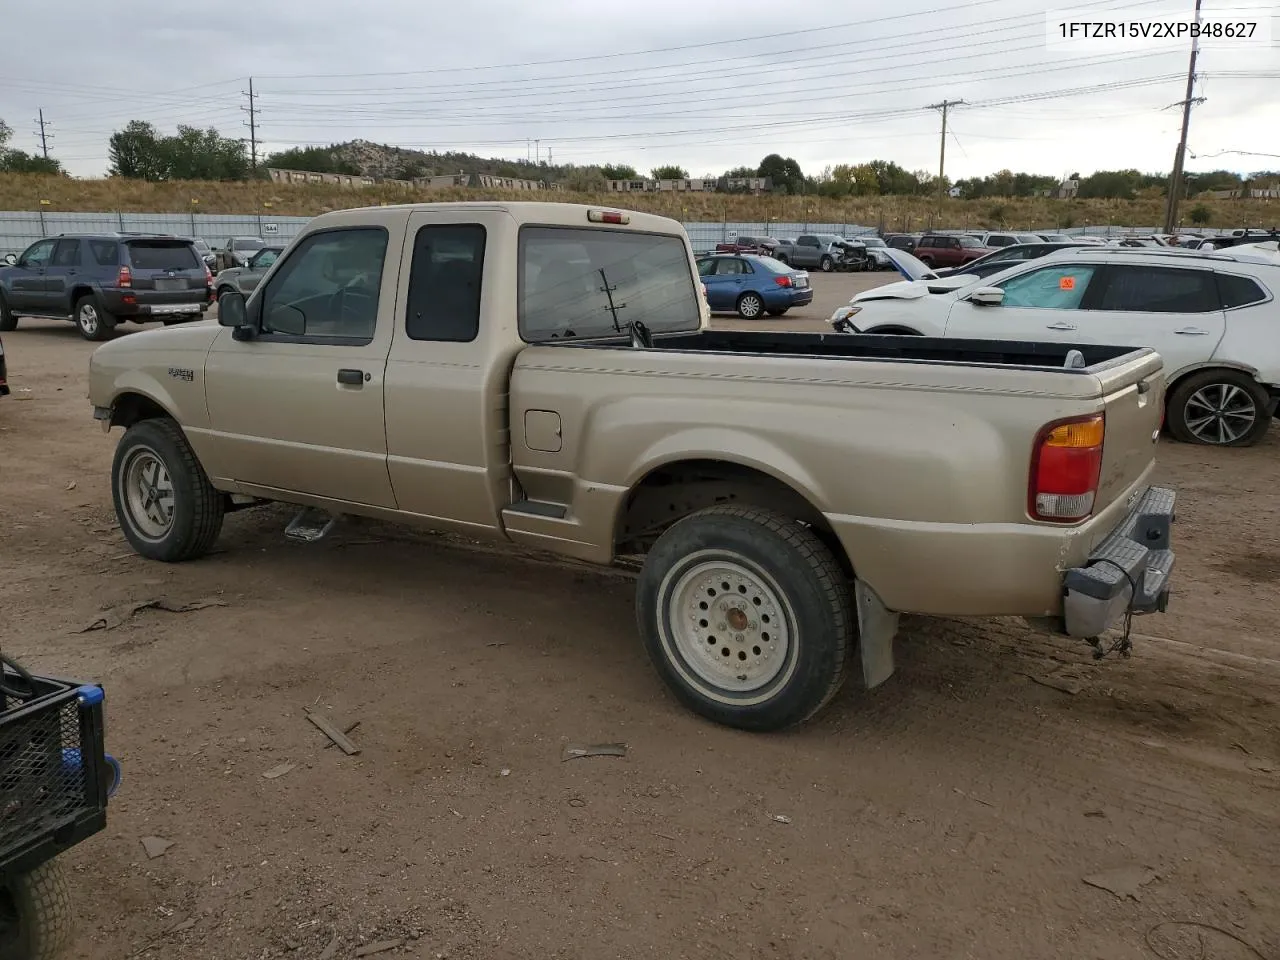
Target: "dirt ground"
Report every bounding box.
[1,273,1277,960]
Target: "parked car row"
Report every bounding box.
[829,245,1280,447]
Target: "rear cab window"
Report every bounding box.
[519,226,700,341]
[125,241,201,271]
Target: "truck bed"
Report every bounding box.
[551,330,1148,373]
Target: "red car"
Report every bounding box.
[913,233,993,268]
[714,235,780,256]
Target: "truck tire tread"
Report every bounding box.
[1,860,74,960]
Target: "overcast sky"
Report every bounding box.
[2,0,1277,181]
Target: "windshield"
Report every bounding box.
[960,236,986,249]
[233,238,266,251]
[519,227,700,341]
[253,248,282,269]
[861,237,886,248]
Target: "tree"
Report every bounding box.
[1188,204,1212,226]
[109,121,248,181]
[599,164,637,181]
[263,146,360,175]
[0,118,65,175]
[651,164,688,181]
[563,165,608,192]
[722,165,756,178]
[757,154,805,194]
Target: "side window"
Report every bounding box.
[997,265,1096,309]
[21,239,54,267]
[799,236,818,247]
[252,249,280,271]
[1216,273,1267,309]
[259,227,388,342]
[1094,266,1219,313]
[948,238,961,249]
[714,258,745,276]
[89,241,119,266]
[697,259,717,277]
[404,223,486,343]
[51,239,80,267]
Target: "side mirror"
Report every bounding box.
[218,290,250,328]
[2,253,16,266]
[968,287,1005,306]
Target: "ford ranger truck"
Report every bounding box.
[87,202,1177,732]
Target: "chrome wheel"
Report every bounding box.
[77,302,100,337]
[662,553,795,696]
[738,293,763,319]
[1184,382,1257,444]
[119,446,175,540]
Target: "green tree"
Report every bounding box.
[1187,204,1212,226]
[263,146,360,175]
[651,164,689,180]
[722,165,756,178]
[108,121,248,181]
[757,154,806,194]
[563,165,608,192]
[0,118,65,174]
[600,164,638,180]
[108,121,166,179]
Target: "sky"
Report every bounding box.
[1,0,1277,182]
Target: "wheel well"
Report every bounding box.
[614,459,853,576]
[864,325,923,336]
[109,392,172,429]
[1165,364,1258,399]
[69,285,95,308]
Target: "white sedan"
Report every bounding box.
[829,246,1280,447]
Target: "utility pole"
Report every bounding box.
[33,109,52,159]
[241,77,259,171]
[926,99,964,210]
[1163,0,1204,234]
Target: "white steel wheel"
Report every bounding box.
[636,505,855,731]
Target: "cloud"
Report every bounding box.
[1,0,1275,180]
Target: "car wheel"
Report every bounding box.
[1165,370,1272,447]
[918,256,935,267]
[0,293,16,331]
[74,295,114,341]
[775,254,789,265]
[112,418,225,562]
[636,505,855,731]
[736,292,764,319]
[0,860,73,960]
[766,308,789,317]
[819,256,834,272]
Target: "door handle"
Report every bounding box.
[1174,327,1208,335]
[336,368,365,385]
[1046,321,1077,330]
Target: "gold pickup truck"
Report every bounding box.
[88,202,1176,731]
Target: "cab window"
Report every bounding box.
[258,227,388,342]
[997,265,1096,309]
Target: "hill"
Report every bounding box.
[0,173,1271,231]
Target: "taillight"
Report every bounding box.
[117,265,132,288]
[204,265,213,285]
[1029,413,1105,522]
[774,276,793,287]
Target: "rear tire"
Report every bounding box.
[0,293,16,331]
[636,505,855,732]
[918,256,935,267]
[112,418,225,562]
[74,295,113,342]
[819,256,834,272]
[1165,369,1272,447]
[0,861,74,960]
[736,292,764,319]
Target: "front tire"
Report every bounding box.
[74,295,113,342]
[0,293,16,331]
[736,292,764,319]
[0,861,73,960]
[112,418,225,562]
[1165,370,1272,446]
[636,505,855,731]
[819,256,834,272]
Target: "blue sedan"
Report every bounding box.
[696,254,813,319]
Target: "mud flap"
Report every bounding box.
[855,579,899,689]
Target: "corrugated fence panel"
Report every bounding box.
[0,211,1239,258]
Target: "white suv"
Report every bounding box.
[830,247,1280,446]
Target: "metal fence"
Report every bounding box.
[0,210,1244,258]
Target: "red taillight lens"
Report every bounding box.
[205,265,213,284]
[774,275,792,287]
[117,265,132,288]
[1029,414,1105,522]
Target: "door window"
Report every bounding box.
[697,258,717,277]
[997,264,1097,309]
[714,258,748,276]
[51,240,80,267]
[20,240,54,267]
[259,227,388,342]
[1093,266,1219,313]
[404,224,486,342]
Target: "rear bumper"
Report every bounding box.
[102,290,211,319]
[1061,485,1176,638]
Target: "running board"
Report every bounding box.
[285,506,341,542]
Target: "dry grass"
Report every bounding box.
[1,173,1275,230]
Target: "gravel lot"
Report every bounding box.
[1,272,1277,960]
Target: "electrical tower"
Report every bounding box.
[925,99,964,209]
[1163,0,1204,233]
[241,78,260,171]
[33,109,52,159]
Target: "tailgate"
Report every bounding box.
[1094,349,1166,508]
